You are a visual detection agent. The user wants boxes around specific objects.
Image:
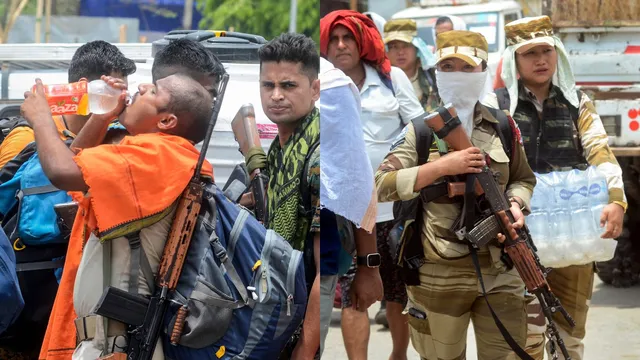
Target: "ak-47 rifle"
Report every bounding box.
[93,73,230,360]
[424,104,575,360]
[231,103,268,222]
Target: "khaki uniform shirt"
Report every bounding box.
[375,104,536,269]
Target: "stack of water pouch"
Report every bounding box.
[160,183,308,359]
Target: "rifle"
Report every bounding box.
[93,73,230,360]
[424,104,575,360]
[231,103,268,222]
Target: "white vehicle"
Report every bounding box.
[0,31,276,189]
[391,0,523,74]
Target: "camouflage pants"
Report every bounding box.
[406,262,527,360]
[525,263,595,360]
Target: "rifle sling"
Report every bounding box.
[469,246,534,360]
[464,175,534,360]
[433,107,462,139]
[419,181,448,203]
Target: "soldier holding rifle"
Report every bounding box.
[375,30,537,360]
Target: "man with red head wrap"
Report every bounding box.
[321,10,425,360]
[320,10,391,78]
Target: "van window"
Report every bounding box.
[504,12,519,25]
[414,12,499,52]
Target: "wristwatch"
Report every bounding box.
[356,253,382,268]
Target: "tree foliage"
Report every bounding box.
[0,0,37,43]
[197,0,319,45]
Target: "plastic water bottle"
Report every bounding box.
[587,166,609,234]
[586,166,617,262]
[36,79,124,116]
[531,173,551,212]
[561,169,588,210]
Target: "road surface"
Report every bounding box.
[324,277,640,359]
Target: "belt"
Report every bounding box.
[74,315,126,342]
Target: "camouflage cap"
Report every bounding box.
[383,19,417,45]
[505,16,555,53]
[435,30,488,66]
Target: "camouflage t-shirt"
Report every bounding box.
[265,108,320,251]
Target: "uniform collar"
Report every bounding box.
[478,103,498,124]
[361,63,383,93]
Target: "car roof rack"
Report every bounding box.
[151,30,267,63]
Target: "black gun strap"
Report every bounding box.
[469,246,534,360]
[433,107,462,139]
[463,175,533,360]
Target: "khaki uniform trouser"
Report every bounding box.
[406,262,527,360]
[524,263,595,360]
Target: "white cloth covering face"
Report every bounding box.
[435,70,488,137]
[318,58,377,232]
[500,35,579,115]
[432,15,494,104]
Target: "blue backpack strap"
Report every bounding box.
[378,71,396,97]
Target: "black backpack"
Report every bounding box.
[391,105,515,285]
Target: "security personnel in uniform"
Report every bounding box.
[383,19,440,112]
[375,30,536,360]
[496,16,626,360]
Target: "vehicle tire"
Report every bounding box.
[596,158,640,287]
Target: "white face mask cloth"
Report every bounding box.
[435,70,488,137]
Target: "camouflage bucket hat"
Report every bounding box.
[435,30,488,66]
[506,16,555,53]
[383,19,417,45]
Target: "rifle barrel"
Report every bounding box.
[195,73,230,180]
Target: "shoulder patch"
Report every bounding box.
[390,124,409,151]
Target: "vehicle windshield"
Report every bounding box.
[414,12,499,53]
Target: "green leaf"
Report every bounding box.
[196,0,319,45]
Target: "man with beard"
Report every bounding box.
[241,33,322,359]
[375,30,536,360]
[321,10,425,360]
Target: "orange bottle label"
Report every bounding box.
[34,80,89,115]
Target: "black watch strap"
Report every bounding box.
[356,253,381,268]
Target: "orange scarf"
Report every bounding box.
[39,133,212,360]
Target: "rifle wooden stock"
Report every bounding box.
[424,104,474,150]
[231,104,261,157]
[157,181,203,289]
[447,181,484,197]
[496,210,547,292]
[231,103,267,222]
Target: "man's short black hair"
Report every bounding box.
[68,40,136,83]
[152,38,226,86]
[258,33,319,81]
[435,16,454,27]
[161,74,213,144]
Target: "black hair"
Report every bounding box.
[152,38,226,87]
[161,74,213,144]
[68,40,136,83]
[435,16,454,27]
[258,33,319,81]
